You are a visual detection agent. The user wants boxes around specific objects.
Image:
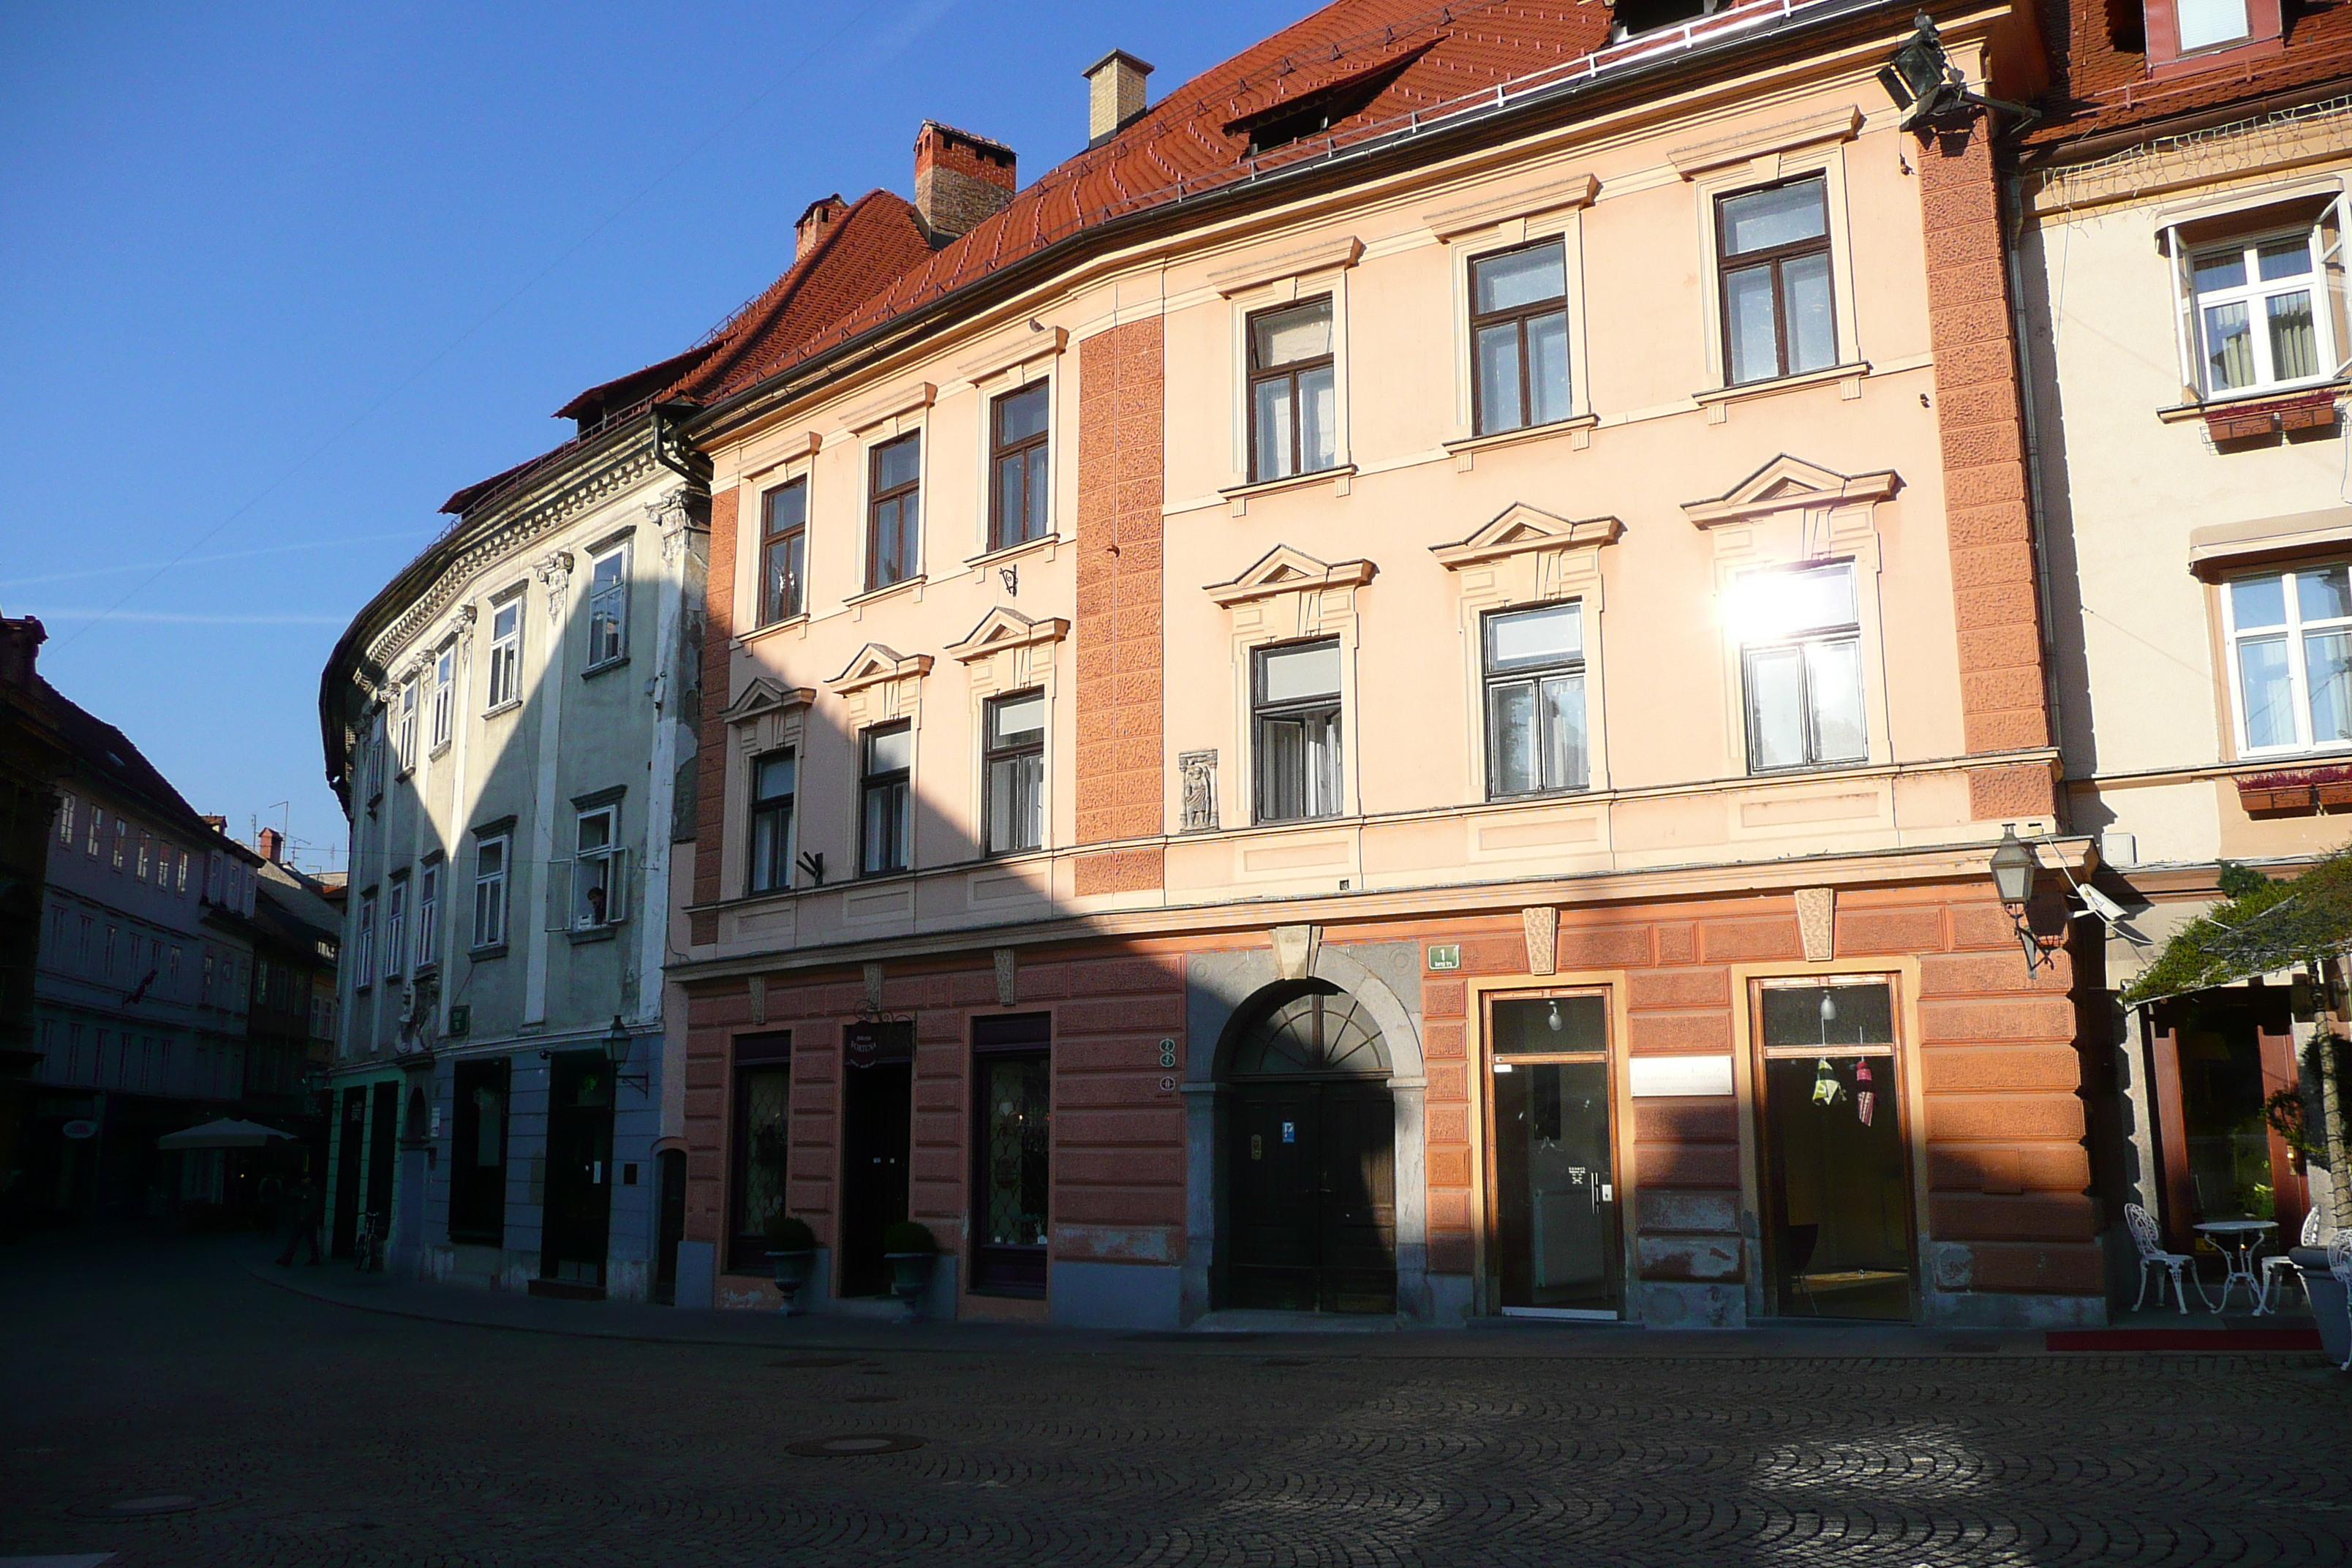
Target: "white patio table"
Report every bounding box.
[2195,1218,2276,1313]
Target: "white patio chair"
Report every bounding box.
[2258,1207,2324,1314]
[2329,1234,2352,1373]
[2125,1202,2212,1313]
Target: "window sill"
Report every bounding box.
[1746,757,1874,780]
[568,924,621,945]
[1443,415,1598,466]
[740,614,810,649]
[844,576,926,612]
[1220,464,1357,513]
[394,767,415,783]
[430,743,452,761]
[467,943,508,962]
[2157,380,2345,425]
[1694,361,1869,409]
[482,699,522,721]
[963,532,1063,578]
[581,656,631,682]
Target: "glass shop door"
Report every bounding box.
[1755,976,1917,1322]
[1487,992,1622,1318]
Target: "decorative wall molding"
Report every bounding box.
[1207,234,1363,297]
[827,643,935,698]
[1680,455,1899,530]
[958,323,1068,382]
[1431,505,1624,570]
[946,606,1071,663]
[1421,172,1599,239]
[532,550,576,622]
[1523,905,1559,976]
[1204,545,1377,607]
[1667,105,1863,181]
[1795,886,1836,962]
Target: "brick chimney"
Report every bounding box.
[257,827,284,864]
[0,615,45,690]
[912,121,1015,246]
[1084,50,1153,146]
[795,194,847,263]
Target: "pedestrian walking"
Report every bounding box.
[275,1175,325,1267]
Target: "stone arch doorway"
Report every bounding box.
[1218,981,1398,1314]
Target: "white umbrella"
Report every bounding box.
[156,1118,293,1150]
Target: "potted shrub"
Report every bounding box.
[764,1213,818,1316]
[881,1220,939,1321]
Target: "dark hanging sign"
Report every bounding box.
[844,1021,913,1068]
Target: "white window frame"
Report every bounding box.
[416,858,441,972]
[384,874,408,982]
[395,679,418,775]
[430,642,456,752]
[2220,562,2352,758]
[569,804,625,928]
[585,543,629,669]
[2185,225,2337,399]
[471,832,509,950]
[486,592,524,710]
[2163,192,2351,401]
[1251,637,1346,824]
[354,892,376,991]
[56,793,73,848]
[1481,600,1591,798]
[747,750,796,894]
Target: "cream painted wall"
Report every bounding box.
[692,61,2030,960]
[2021,132,2352,868]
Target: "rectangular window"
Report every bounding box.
[860,722,913,875]
[78,916,91,969]
[989,382,1052,552]
[1484,602,1588,796]
[574,805,621,928]
[416,860,441,970]
[385,876,407,981]
[984,690,1046,854]
[450,1058,508,1246]
[1248,296,1338,483]
[867,434,921,592]
[748,752,796,894]
[1735,559,1869,772]
[970,1012,1052,1298]
[176,848,188,894]
[111,818,125,871]
[587,546,628,666]
[1718,177,1836,385]
[168,945,180,986]
[366,713,387,802]
[56,794,73,847]
[396,679,418,770]
[2226,563,2352,753]
[2193,230,2329,397]
[86,804,102,857]
[486,596,523,709]
[354,894,376,990]
[431,644,455,750]
[136,832,151,881]
[727,1034,794,1273]
[104,925,118,976]
[471,835,508,949]
[1254,638,1344,822]
[759,479,808,625]
[1471,240,1572,436]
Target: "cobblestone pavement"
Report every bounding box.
[4,1237,2348,1567]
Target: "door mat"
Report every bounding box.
[2047,1326,2321,1352]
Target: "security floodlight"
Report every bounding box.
[1878,14,1957,127]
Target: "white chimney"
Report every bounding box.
[1084,50,1153,146]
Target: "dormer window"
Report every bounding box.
[1608,0,1716,39]
[2174,0,2250,50]
[2144,0,2282,73]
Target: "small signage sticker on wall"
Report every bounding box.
[1281,1120,1297,1144]
[1427,943,1461,971]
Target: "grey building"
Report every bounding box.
[319,388,706,1299]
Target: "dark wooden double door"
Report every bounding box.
[541,1055,614,1289]
[1226,1079,1396,1313]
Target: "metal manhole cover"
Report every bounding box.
[768,1357,859,1369]
[787,1433,924,1458]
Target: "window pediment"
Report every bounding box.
[723,678,815,727]
[1205,545,1377,607]
[1432,505,1624,570]
[827,642,933,696]
[946,607,1071,663]
[1681,455,1899,529]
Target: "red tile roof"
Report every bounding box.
[2027,0,2352,148]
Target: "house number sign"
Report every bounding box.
[1427,943,1461,971]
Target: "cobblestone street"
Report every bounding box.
[4,1236,2348,1567]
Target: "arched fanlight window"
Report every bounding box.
[1227,982,1390,1079]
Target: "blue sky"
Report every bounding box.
[0,1,1274,872]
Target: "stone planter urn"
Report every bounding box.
[2293,1248,2348,1365]
[767,1251,817,1316]
[881,1221,940,1322]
